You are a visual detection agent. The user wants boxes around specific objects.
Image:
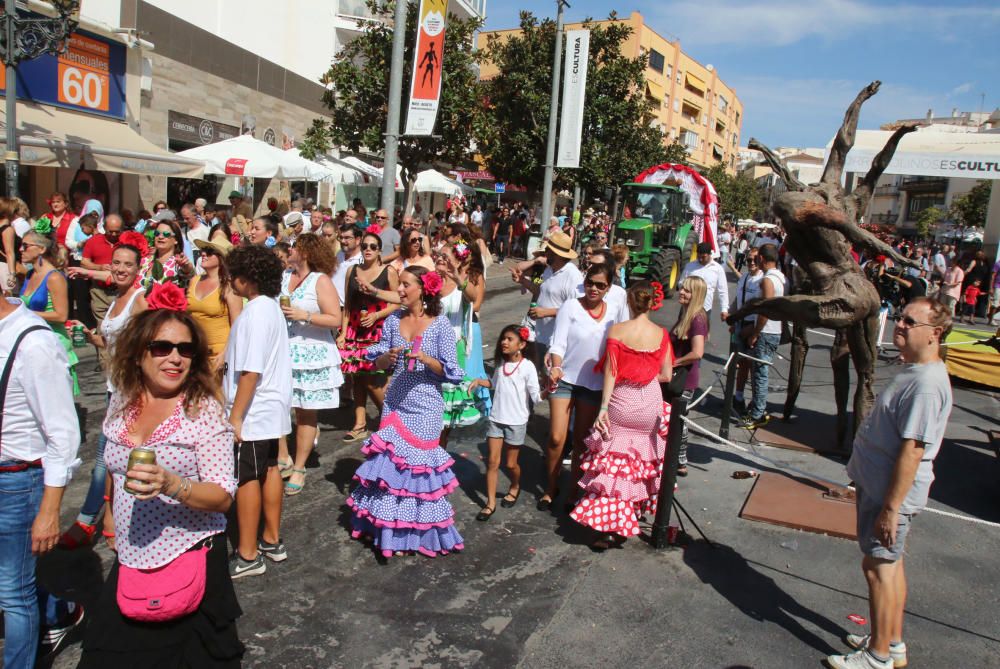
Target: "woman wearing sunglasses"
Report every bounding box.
[540,262,624,512]
[61,241,148,549]
[78,308,243,668]
[138,219,193,290]
[188,238,242,370]
[338,231,399,442]
[18,231,80,395]
[389,228,434,274]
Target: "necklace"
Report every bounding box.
[585,301,606,321]
[502,357,523,376]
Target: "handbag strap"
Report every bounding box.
[0,325,50,460]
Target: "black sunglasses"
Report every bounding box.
[585,280,609,290]
[147,340,196,358]
[200,248,218,257]
[897,315,932,328]
[360,242,380,251]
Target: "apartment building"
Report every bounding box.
[477,11,744,173]
[336,0,487,55]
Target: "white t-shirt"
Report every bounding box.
[332,251,363,306]
[187,225,210,246]
[223,296,292,441]
[534,262,584,345]
[489,358,542,426]
[548,298,623,391]
[759,268,786,335]
[471,210,484,226]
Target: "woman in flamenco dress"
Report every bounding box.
[347,266,467,557]
[570,281,675,550]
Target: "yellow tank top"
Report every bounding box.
[187,275,230,355]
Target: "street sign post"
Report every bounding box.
[495,181,505,206]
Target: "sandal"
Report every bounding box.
[476,506,496,522]
[590,533,626,552]
[500,489,521,508]
[284,468,307,496]
[342,428,370,443]
[277,457,294,480]
[536,488,559,512]
[58,521,98,550]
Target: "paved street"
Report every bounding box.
[45,270,1000,669]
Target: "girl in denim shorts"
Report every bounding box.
[471,325,542,521]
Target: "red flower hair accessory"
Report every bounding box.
[116,231,150,258]
[366,223,382,236]
[420,271,443,297]
[518,326,530,341]
[452,240,471,261]
[146,282,188,312]
[650,281,665,311]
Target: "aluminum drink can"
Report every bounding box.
[71,324,86,347]
[279,296,291,309]
[126,447,156,495]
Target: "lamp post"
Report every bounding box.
[1,0,80,198]
[540,0,568,227]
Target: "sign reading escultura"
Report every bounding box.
[556,30,590,169]
[403,0,448,136]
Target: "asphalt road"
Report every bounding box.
[42,269,1000,669]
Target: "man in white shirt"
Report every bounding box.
[740,243,785,429]
[181,203,209,245]
[470,204,484,227]
[680,242,730,323]
[223,246,292,579]
[512,231,582,366]
[0,297,81,666]
[718,225,733,268]
[332,224,364,306]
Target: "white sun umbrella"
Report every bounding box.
[177,135,313,179]
[341,156,404,190]
[414,169,475,197]
[283,149,363,183]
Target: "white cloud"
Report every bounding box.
[647,1,1000,47]
[948,82,976,96]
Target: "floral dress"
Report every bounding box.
[281,270,344,409]
[439,287,486,428]
[570,332,673,538]
[340,265,392,375]
[347,313,466,557]
[136,253,184,290]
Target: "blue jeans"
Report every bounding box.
[77,431,108,526]
[0,465,68,669]
[750,333,780,420]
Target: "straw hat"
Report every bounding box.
[194,237,234,257]
[540,230,577,259]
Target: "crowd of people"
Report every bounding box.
[0,189,979,669]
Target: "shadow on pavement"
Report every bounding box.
[928,437,1000,522]
[683,540,842,656]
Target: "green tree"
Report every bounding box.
[915,205,944,239]
[299,1,483,200]
[702,164,763,221]
[949,180,992,228]
[476,11,671,198]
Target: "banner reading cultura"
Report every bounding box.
[404,0,448,136]
[556,29,590,168]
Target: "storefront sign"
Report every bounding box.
[456,170,495,181]
[403,0,447,136]
[263,128,277,146]
[225,158,248,175]
[556,30,590,168]
[0,26,126,119]
[168,111,240,145]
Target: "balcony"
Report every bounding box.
[873,184,899,196]
[898,176,946,193]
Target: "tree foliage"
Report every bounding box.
[298,0,483,190]
[949,179,992,228]
[702,164,764,221]
[475,12,671,196]
[915,205,944,239]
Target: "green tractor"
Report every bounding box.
[613,182,698,295]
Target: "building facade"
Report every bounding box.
[477,11,744,173]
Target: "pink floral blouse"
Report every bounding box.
[104,393,237,569]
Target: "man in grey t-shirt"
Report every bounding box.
[827,297,953,669]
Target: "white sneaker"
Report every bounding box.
[826,649,893,669]
[846,634,908,668]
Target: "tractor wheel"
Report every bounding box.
[650,248,681,296]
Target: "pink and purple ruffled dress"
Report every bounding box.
[347,312,467,557]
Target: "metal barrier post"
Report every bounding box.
[651,395,687,549]
[720,332,738,441]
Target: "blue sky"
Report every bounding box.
[483,0,1000,149]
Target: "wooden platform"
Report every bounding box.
[739,472,857,540]
[752,413,846,455]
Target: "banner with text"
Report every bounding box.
[556,29,590,168]
[404,0,448,136]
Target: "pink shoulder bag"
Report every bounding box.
[116,539,210,622]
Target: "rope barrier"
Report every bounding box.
[681,416,1000,530]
